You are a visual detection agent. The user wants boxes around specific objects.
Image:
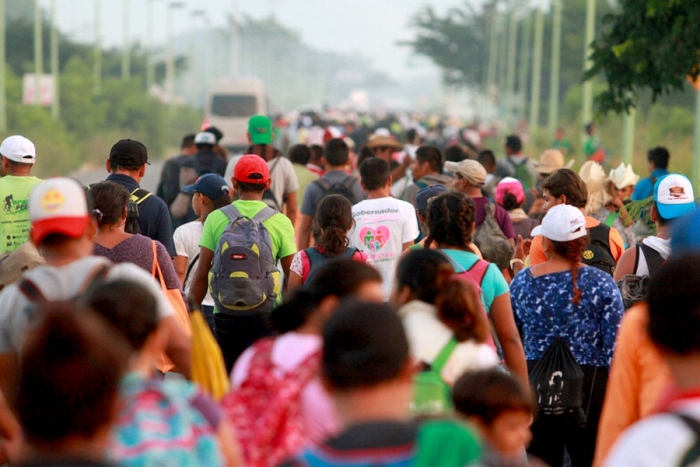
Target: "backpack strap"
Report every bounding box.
[313,177,332,192]
[466,259,490,287]
[604,212,619,227]
[432,338,458,372]
[184,253,200,285]
[677,413,700,467]
[220,203,243,222]
[18,278,46,303]
[632,244,641,276]
[252,206,277,223]
[130,188,152,205]
[639,243,665,277]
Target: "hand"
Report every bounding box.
[513,235,531,260]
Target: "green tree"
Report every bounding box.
[585,0,700,114]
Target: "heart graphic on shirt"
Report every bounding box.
[359,226,390,253]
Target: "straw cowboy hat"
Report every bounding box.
[533,149,574,174]
[608,163,640,190]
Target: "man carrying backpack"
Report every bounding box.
[524,169,625,276]
[447,159,515,270]
[105,139,176,256]
[496,135,538,190]
[188,155,297,373]
[170,132,229,227]
[297,138,365,250]
[0,178,190,408]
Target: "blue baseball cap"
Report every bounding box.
[182,173,229,200]
[415,184,448,215]
[653,174,696,220]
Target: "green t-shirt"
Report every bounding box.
[200,200,297,312]
[0,175,42,254]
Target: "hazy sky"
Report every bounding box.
[44,0,478,81]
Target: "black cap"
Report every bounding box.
[109,139,149,166]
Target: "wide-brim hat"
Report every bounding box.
[366,135,403,150]
[533,149,574,174]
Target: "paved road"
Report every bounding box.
[70,159,165,193]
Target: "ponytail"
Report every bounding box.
[315,195,353,257]
[550,235,589,304]
[435,279,490,344]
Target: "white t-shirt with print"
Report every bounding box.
[349,196,419,301]
[173,221,214,307]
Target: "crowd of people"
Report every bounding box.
[0,112,698,467]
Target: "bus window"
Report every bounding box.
[210,95,258,117]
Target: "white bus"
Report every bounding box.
[204,78,267,153]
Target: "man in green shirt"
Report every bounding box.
[0,136,42,254]
[188,154,296,371]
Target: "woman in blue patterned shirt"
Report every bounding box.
[510,204,623,467]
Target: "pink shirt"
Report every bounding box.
[231,332,340,445]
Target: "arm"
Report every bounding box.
[162,316,191,377]
[296,214,314,250]
[592,307,646,467]
[614,245,638,281]
[0,389,20,465]
[155,202,177,257]
[218,419,244,467]
[287,272,304,294]
[280,254,293,282]
[490,293,529,388]
[173,256,188,287]
[401,241,414,251]
[0,355,18,410]
[284,191,298,226]
[188,247,214,310]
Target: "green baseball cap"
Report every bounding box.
[248,115,273,145]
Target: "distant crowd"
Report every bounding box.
[0,113,698,467]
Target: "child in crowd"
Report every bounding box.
[84,279,239,467]
[453,369,545,467]
[173,173,231,330]
[288,194,373,292]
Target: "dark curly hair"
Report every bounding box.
[549,235,589,304]
[424,191,476,250]
[500,192,522,211]
[315,194,353,257]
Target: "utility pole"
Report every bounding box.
[581,0,596,131]
[230,0,239,77]
[622,104,636,166]
[505,8,518,127]
[166,2,184,107]
[122,0,130,79]
[146,0,154,91]
[34,0,42,105]
[487,7,499,95]
[529,6,544,134]
[518,7,532,121]
[548,0,562,137]
[50,0,59,119]
[93,0,101,93]
[0,0,6,131]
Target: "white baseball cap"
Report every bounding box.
[194,131,216,145]
[654,173,696,220]
[0,135,36,164]
[29,178,90,244]
[531,204,587,242]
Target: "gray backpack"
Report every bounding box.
[210,204,281,315]
[472,203,514,271]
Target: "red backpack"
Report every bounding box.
[221,338,321,467]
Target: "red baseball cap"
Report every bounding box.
[234,154,270,184]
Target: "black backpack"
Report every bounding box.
[581,223,616,276]
[303,246,358,287]
[312,176,360,205]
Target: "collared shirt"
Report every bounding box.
[106,173,176,256]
